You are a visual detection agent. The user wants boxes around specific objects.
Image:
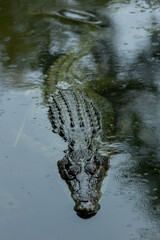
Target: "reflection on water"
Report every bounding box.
[0,0,160,239]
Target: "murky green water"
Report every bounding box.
[0,0,160,239]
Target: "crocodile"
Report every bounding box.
[42,9,114,217]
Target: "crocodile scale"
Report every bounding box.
[48,89,101,150]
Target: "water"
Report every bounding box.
[0,0,160,239]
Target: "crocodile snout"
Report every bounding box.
[74,200,100,218]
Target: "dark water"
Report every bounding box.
[0,0,160,239]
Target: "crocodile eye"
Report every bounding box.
[65,163,80,180]
[85,163,97,175]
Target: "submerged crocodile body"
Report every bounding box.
[43,9,114,217]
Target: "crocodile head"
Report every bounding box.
[57,148,109,218]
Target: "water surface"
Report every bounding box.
[0,0,160,239]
